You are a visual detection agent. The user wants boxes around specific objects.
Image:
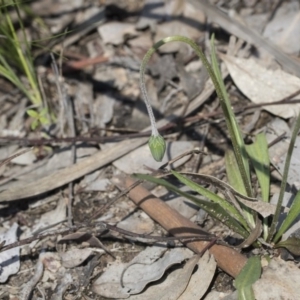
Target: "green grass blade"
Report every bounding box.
[246,133,270,202]
[171,170,249,231]
[210,35,252,197]
[225,149,247,195]
[234,256,261,300]
[135,173,249,238]
[225,149,255,228]
[268,113,300,242]
[273,190,300,243]
[0,54,33,100]
[1,0,41,106]
[246,132,270,239]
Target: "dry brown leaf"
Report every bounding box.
[178,251,216,300]
[128,252,198,300]
[122,248,193,295]
[60,248,94,269]
[221,54,300,118]
[263,2,300,54]
[236,197,280,218]
[98,22,138,45]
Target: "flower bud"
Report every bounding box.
[148,134,166,162]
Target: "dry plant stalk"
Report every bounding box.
[125,176,247,278]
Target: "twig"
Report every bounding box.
[0,148,32,168]
[121,175,247,278]
[20,258,44,300]
[0,221,216,253]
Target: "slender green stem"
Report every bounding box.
[5,0,41,106]
[139,42,162,137]
[267,113,300,243]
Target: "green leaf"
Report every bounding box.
[246,132,270,239]
[234,256,261,300]
[171,170,249,231]
[26,109,39,118]
[274,191,300,243]
[246,133,270,202]
[148,134,166,162]
[274,237,300,256]
[210,35,252,198]
[39,116,50,125]
[225,149,247,195]
[268,111,300,242]
[226,149,255,228]
[30,119,39,130]
[134,173,249,238]
[40,107,48,115]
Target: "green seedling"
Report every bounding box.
[0,0,51,128]
[27,107,50,130]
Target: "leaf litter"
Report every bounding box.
[1,0,300,298]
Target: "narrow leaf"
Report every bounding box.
[246,132,270,239]
[171,170,249,230]
[268,112,300,242]
[246,133,270,203]
[234,256,261,300]
[26,109,39,118]
[211,36,252,197]
[225,149,247,195]
[226,149,255,228]
[274,190,300,243]
[135,173,249,238]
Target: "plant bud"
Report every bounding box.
[148,134,166,162]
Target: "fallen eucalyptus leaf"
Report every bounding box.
[178,251,216,300]
[222,55,300,118]
[263,2,300,54]
[235,197,278,218]
[123,248,193,294]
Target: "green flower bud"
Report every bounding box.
[148,134,166,162]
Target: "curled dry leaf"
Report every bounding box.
[178,251,216,300]
[221,54,300,118]
[92,246,194,298]
[236,197,280,218]
[129,254,201,300]
[122,247,193,294]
